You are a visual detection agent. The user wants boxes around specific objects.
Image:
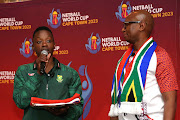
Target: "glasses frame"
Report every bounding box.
[123,21,141,29]
[123,21,141,24]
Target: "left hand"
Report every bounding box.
[45,105,70,116]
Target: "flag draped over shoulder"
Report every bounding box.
[109,37,157,116]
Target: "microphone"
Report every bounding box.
[40,50,48,74]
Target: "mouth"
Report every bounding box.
[123,34,128,38]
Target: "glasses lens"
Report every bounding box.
[124,21,140,24]
[123,21,140,29]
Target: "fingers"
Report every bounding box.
[45,107,69,116]
[45,53,51,62]
[36,54,47,64]
[35,53,51,74]
[36,53,51,64]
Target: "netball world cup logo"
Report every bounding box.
[67,62,93,120]
[85,33,101,54]
[78,65,93,120]
[19,38,33,58]
[47,8,61,29]
[115,1,131,22]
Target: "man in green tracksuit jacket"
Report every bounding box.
[13,26,83,120]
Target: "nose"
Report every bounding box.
[122,26,125,32]
[42,40,48,47]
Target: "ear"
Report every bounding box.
[32,44,35,51]
[32,45,37,56]
[139,21,146,31]
[32,44,34,49]
[32,39,35,50]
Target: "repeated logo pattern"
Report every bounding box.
[115,1,131,22]
[85,33,101,54]
[47,8,62,29]
[67,62,93,120]
[19,38,33,58]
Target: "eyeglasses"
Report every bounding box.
[123,21,141,24]
[123,21,141,29]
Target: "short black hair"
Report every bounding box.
[33,26,54,39]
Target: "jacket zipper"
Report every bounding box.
[46,74,51,98]
[46,83,48,98]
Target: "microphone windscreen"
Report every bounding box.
[41,50,48,56]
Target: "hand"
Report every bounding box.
[110,116,118,120]
[36,53,51,74]
[45,105,70,116]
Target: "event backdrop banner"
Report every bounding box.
[0,0,179,120]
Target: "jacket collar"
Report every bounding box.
[33,57,61,70]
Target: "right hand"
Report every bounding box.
[36,53,51,74]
